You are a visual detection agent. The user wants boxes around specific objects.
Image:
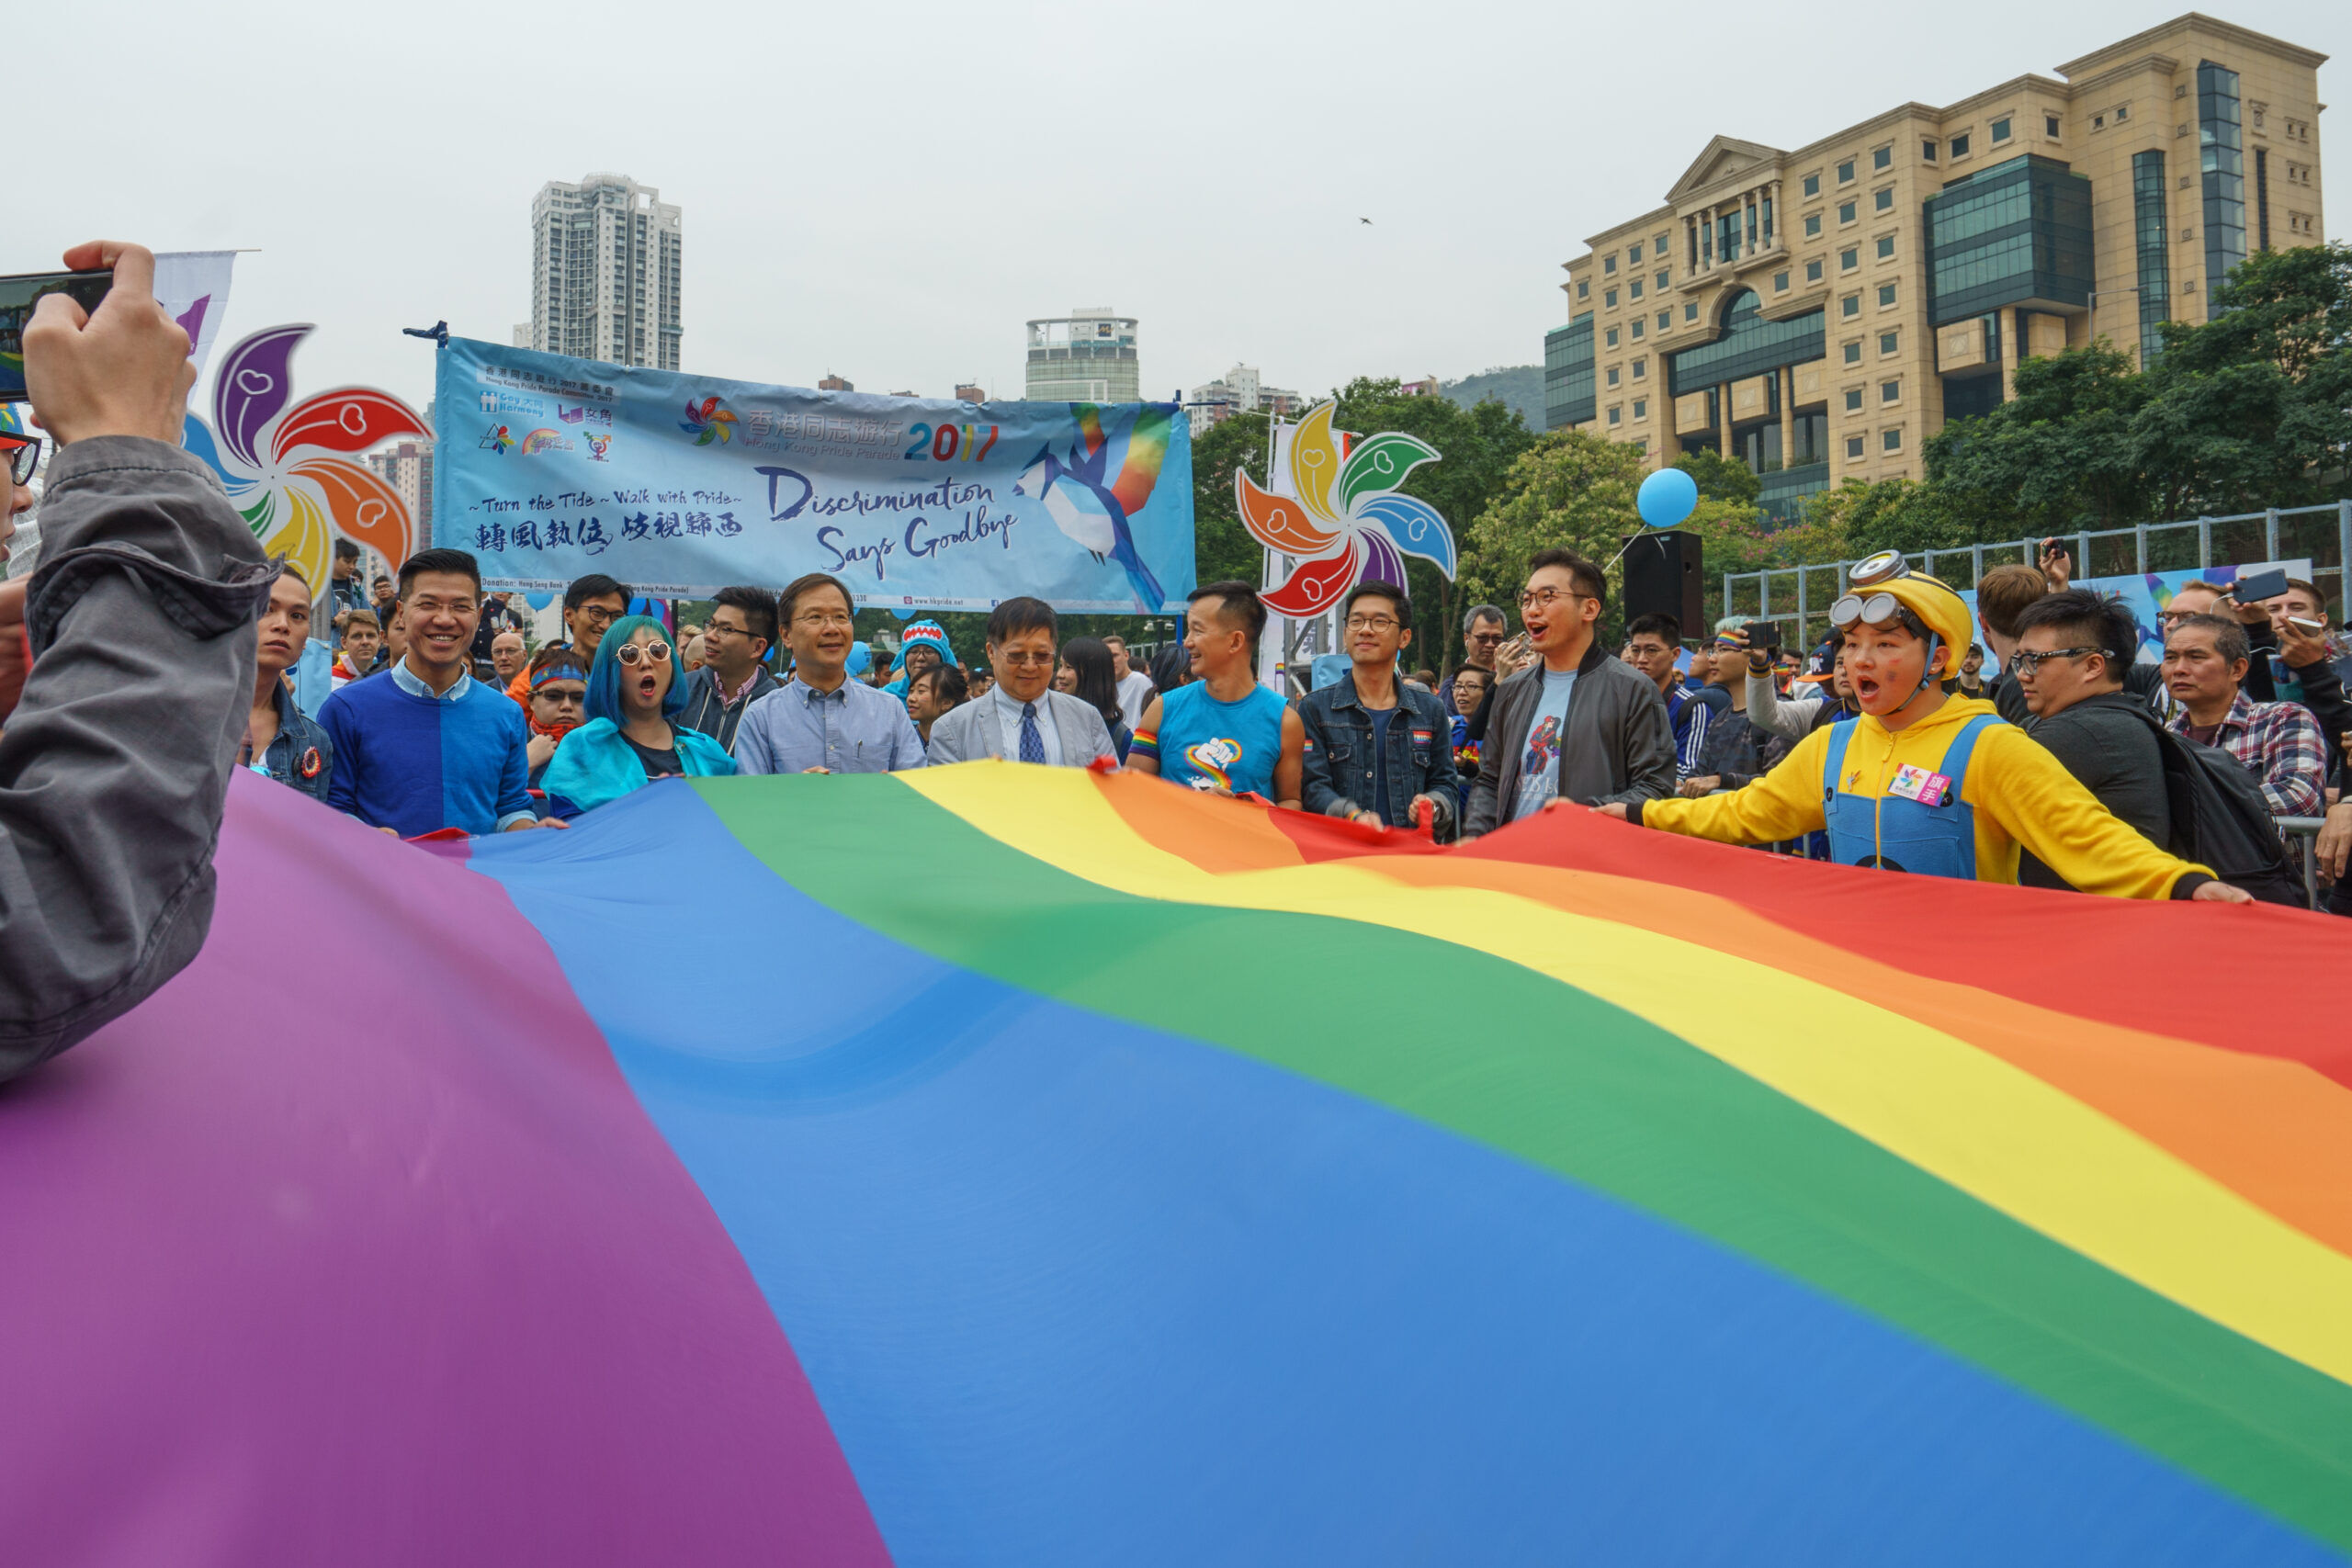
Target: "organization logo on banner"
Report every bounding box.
[680,396,738,446]
[559,404,613,426]
[481,424,515,455]
[584,432,613,462]
[481,389,547,418]
[519,428,574,457]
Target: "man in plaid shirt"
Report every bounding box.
[2163,613,2326,817]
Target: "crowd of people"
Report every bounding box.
[8,238,2350,1086]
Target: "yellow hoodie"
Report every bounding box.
[1639,694,2212,898]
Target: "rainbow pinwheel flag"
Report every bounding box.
[6,766,2351,1565]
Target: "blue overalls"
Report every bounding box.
[1819,714,2001,879]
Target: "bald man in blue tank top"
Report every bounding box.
[1129,581,1305,803]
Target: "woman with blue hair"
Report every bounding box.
[541,615,734,818]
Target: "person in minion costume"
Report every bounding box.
[1600,551,2251,902]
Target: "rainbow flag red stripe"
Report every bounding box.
[4,765,2347,1564]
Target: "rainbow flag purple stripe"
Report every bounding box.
[3,768,2348,1564]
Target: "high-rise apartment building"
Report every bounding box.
[519,173,683,371]
[1185,365,1304,436]
[367,439,434,539]
[1026,308,1139,402]
[1544,15,2326,520]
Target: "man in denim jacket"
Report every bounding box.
[1297,581,1460,840]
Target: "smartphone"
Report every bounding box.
[1742,620,1781,651]
[2233,567,2290,604]
[2289,615,2327,633]
[0,269,114,400]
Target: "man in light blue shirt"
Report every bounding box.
[732,572,923,775]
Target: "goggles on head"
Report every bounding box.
[1828,551,1940,630]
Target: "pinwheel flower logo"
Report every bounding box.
[1235,401,1456,615]
[481,424,514,455]
[184,324,429,593]
[680,395,738,446]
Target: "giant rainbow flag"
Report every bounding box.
[5,765,2350,1564]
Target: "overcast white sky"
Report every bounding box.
[16,1,2343,415]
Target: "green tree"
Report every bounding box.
[1463,430,1752,643]
[1188,410,1274,590]
[1923,343,2154,533]
[1672,446,1760,507]
[1796,477,1983,563]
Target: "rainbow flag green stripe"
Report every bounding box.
[695,771,2352,1549]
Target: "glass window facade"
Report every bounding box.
[1606,327,1619,347]
[1806,259,1824,282]
[1717,210,1742,265]
[1605,288,1619,308]
[2132,150,2172,363]
[1875,188,1894,212]
[1880,331,1899,355]
[1883,427,1903,451]
[1841,247,1859,271]
[1667,289,1825,397]
[1843,342,1862,364]
[1846,388,1863,411]
[2198,61,2246,304]
[1924,154,2093,325]
[1842,295,1860,318]
[1879,283,1897,306]
[1544,314,1595,428]
[1882,378,1901,402]
[1838,160,1855,184]
[1804,213,1822,239]
[1847,434,1865,457]
[1839,201,1857,224]
[1943,372,2005,422]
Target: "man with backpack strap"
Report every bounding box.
[2011,591,2301,905]
[1596,554,2252,903]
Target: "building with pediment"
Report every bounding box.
[1543,14,2327,522]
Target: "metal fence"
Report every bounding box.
[1720,500,2352,653]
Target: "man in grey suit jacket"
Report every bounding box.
[922,596,1118,767]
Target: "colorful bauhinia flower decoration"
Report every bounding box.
[185,324,430,591]
[679,396,737,446]
[1235,401,1457,616]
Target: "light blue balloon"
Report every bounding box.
[525,591,555,611]
[1636,467,1699,528]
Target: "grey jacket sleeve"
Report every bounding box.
[922,703,977,765]
[1747,672,1821,740]
[1589,680,1679,807]
[1,436,275,1082]
[1067,700,1115,766]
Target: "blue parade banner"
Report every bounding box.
[433,337,1194,611]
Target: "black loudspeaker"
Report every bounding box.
[1619,529,1703,639]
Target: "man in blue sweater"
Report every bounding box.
[319,548,559,838]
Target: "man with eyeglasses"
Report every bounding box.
[1464,548,1674,838]
[1297,581,1460,836]
[675,584,783,751]
[2007,590,2178,888]
[503,572,632,707]
[1441,604,1509,716]
[319,548,554,838]
[732,571,922,775]
[922,596,1116,767]
[1602,553,2249,902]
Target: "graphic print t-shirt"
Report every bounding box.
[1510,670,1579,822]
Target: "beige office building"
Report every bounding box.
[1544,14,2326,519]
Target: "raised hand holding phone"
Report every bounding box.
[22,243,193,446]
[2038,537,2073,590]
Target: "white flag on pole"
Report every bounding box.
[152,252,238,382]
